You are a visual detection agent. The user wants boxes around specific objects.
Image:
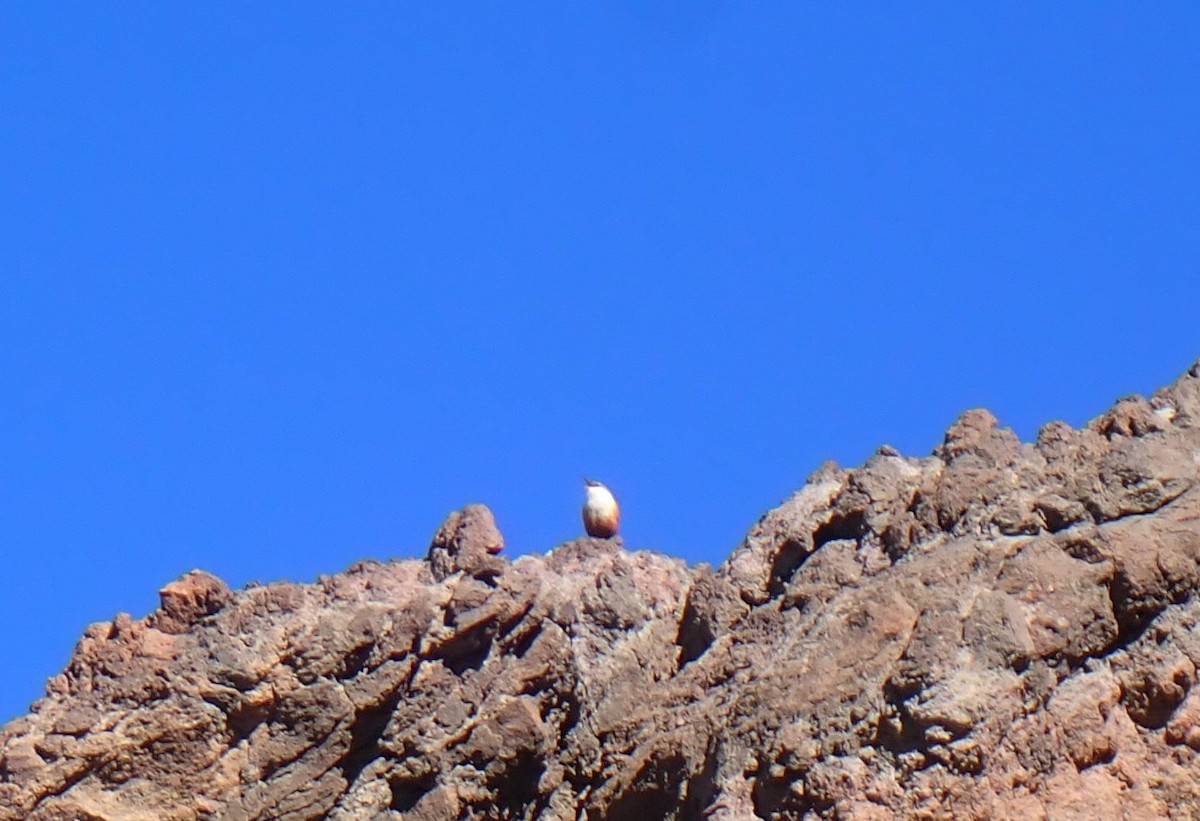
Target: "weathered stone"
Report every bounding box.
[6,363,1200,818]
[152,569,232,635]
[427,503,506,582]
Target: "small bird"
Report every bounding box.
[582,478,620,538]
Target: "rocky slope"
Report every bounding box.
[7,363,1200,820]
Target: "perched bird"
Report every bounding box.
[582,478,620,538]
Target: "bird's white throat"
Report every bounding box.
[585,484,617,515]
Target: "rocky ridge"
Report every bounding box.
[6,363,1200,819]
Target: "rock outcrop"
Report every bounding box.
[6,363,1200,819]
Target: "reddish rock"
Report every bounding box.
[152,569,232,635]
[6,361,1200,819]
[427,503,506,582]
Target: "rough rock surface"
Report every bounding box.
[7,364,1200,819]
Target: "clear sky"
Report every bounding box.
[2,5,1198,723]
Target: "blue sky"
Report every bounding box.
[2,5,1198,722]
